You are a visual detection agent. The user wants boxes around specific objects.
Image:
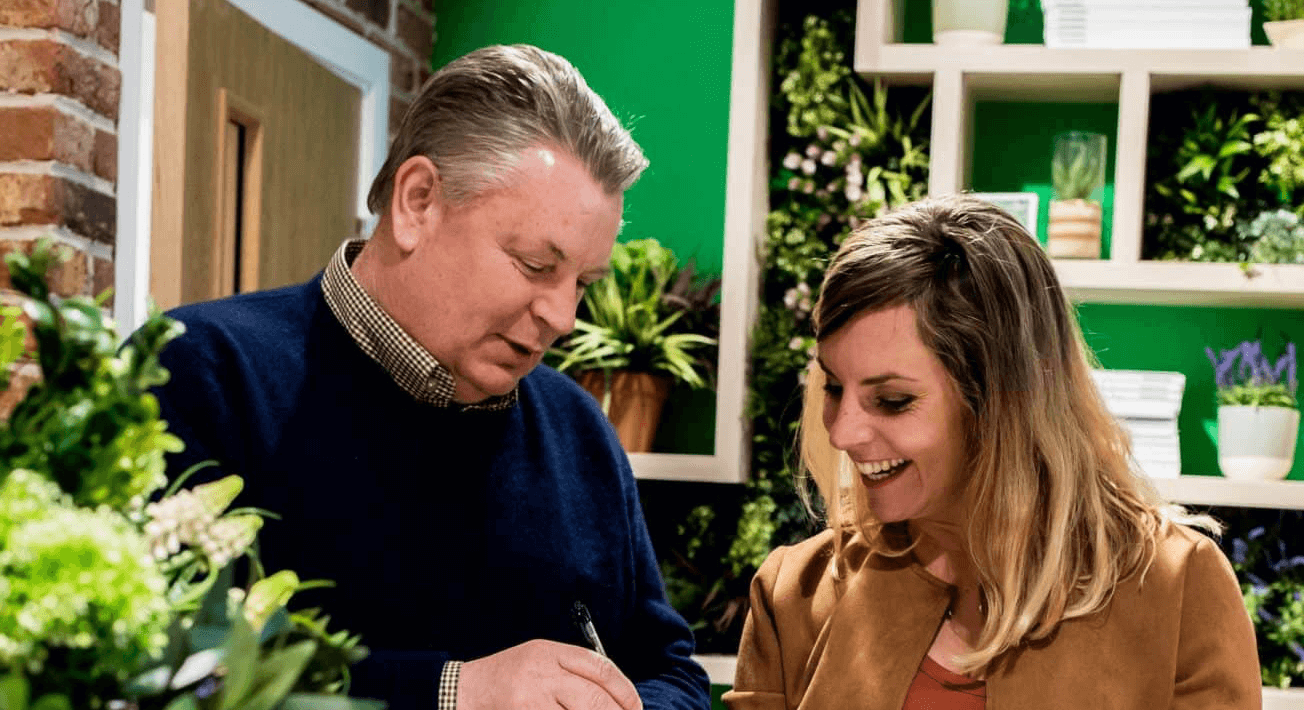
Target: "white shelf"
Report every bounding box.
[696,653,1304,702]
[1055,260,1304,308]
[630,453,744,483]
[1153,476,1304,510]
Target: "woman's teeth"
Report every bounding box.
[857,458,909,481]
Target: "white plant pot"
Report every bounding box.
[933,0,1008,45]
[1264,19,1304,49]
[1217,405,1300,481]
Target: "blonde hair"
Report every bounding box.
[367,44,648,212]
[800,194,1217,673]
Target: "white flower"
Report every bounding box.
[845,184,863,202]
[821,150,838,166]
[783,152,802,170]
[788,337,805,351]
[801,159,817,176]
[805,144,821,158]
[845,167,863,187]
[848,132,862,147]
[787,177,801,191]
[816,126,829,141]
[796,281,811,296]
[802,180,815,194]
[784,289,799,309]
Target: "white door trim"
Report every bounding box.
[115,0,389,331]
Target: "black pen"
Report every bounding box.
[572,601,608,658]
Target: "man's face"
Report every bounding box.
[402,146,623,403]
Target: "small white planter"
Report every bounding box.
[933,0,1008,45]
[1217,405,1300,481]
[1265,19,1304,49]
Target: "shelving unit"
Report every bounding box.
[854,0,1304,308]
[1153,476,1304,510]
[629,0,771,483]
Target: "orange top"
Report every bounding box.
[902,654,987,709]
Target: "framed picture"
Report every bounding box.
[970,191,1040,238]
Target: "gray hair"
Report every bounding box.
[366,44,648,213]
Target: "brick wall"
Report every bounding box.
[0,0,435,418]
[300,0,436,138]
[0,0,120,418]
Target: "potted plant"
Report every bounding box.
[1242,209,1304,264]
[550,238,717,453]
[1264,0,1304,48]
[1047,131,1108,259]
[1207,339,1300,480]
[0,241,377,708]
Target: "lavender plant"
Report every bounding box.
[1228,517,1304,687]
[1206,340,1299,408]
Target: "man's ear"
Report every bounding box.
[388,155,443,254]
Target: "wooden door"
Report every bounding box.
[153,0,360,307]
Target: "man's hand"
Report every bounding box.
[458,639,643,710]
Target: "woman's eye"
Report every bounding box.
[878,395,916,413]
[822,383,843,399]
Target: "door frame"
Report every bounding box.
[116,0,389,328]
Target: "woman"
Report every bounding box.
[724,195,1260,709]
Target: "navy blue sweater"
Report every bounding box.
[153,276,709,709]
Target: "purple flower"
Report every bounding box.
[1233,537,1248,565]
[1272,555,1304,573]
[1205,341,1297,390]
[1292,642,1304,662]
[1250,526,1266,540]
[1258,606,1278,623]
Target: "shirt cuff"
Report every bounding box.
[439,660,463,710]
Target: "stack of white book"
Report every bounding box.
[1090,369,1186,479]
[1042,0,1251,49]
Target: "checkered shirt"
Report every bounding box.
[438,660,462,710]
[320,239,517,411]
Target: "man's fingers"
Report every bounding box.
[556,648,642,710]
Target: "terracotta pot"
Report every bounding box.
[576,370,673,453]
[1047,199,1102,259]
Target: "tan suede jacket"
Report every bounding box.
[723,525,1261,710]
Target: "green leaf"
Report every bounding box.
[0,675,29,710]
[28,695,71,710]
[217,616,261,709]
[163,694,199,710]
[279,694,387,710]
[240,640,318,710]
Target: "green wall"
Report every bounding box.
[430,1,735,275]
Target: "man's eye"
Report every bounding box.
[519,259,549,275]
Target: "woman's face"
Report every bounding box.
[818,304,972,527]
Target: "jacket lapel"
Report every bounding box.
[798,555,953,710]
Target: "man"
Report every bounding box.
[153,44,710,710]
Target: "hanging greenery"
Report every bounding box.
[655,3,931,653]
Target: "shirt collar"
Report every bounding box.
[320,239,518,411]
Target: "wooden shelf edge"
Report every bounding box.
[860,44,1304,78]
[1055,260,1304,308]
[629,453,745,483]
[1152,476,1304,510]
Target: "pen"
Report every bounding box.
[572,601,608,658]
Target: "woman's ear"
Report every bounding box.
[388,155,443,254]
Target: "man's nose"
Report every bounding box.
[531,282,579,340]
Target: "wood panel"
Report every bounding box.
[158,0,360,306]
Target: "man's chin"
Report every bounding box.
[452,365,531,403]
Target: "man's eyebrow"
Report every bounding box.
[816,358,916,385]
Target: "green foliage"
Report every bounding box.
[1242,210,1304,265]
[1217,383,1299,408]
[0,244,185,510]
[1226,513,1304,688]
[0,240,377,708]
[1264,0,1304,21]
[551,238,716,389]
[1254,113,1304,200]
[653,7,931,653]
[1145,90,1304,262]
